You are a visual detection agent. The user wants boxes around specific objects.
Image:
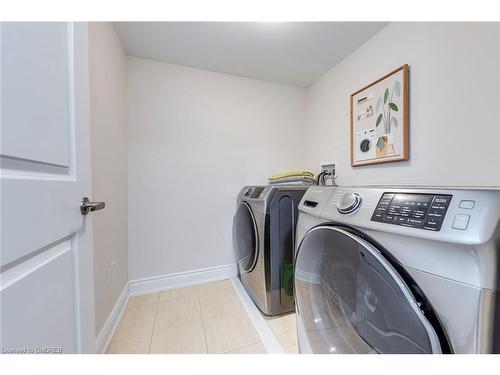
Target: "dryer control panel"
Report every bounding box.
[371,193,452,231]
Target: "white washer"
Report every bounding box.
[294,185,500,354]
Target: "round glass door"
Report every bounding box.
[294,225,442,354]
[233,202,259,273]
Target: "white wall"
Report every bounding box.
[126,57,306,280]
[97,21,500,299]
[89,22,128,336]
[305,22,500,186]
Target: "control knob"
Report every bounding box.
[337,193,362,214]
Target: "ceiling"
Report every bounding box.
[114,22,388,87]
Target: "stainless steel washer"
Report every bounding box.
[295,185,500,353]
[233,185,307,316]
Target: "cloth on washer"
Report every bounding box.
[268,175,316,186]
[268,170,314,181]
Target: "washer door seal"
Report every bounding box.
[233,201,260,273]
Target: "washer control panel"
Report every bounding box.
[371,192,453,231]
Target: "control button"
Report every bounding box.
[424,217,443,231]
[385,215,396,221]
[452,214,470,230]
[397,217,408,223]
[408,218,423,225]
[412,209,427,219]
[434,196,451,205]
[427,211,444,220]
[459,200,475,209]
[423,226,438,231]
[387,207,401,215]
[373,212,384,220]
[425,217,442,225]
[430,204,447,211]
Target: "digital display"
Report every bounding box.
[371,193,453,231]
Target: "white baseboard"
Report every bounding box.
[95,263,237,353]
[230,276,284,354]
[95,283,129,354]
[128,263,237,296]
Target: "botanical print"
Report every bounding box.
[376,80,400,136]
[350,65,408,166]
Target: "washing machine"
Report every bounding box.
[233,185,307,316]
[294,185,500,353]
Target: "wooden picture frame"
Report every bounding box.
[350,64,409,167]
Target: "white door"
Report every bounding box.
[1,22,97,353]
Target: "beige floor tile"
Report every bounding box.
[112,304,156,341]
[126,293,159,310]
[226,342,267,354]
[150,320,207,354]
[199,287,243,317]
[107,333,151,354]
[265,313,296,336]
[276,330,299,354]
[155,295,202,330]
[203,311,260,354]
[197,279,232,294]
[159,285,198,302]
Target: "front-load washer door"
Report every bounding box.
[294,225,443,354]
[233,202,259,273]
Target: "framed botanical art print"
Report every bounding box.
[350,64,409,167]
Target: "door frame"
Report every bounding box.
[71,22,96,353]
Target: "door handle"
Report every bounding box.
[80,197,106,215]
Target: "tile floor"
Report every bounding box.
[107,279,268,354]
[263,312,299,354]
